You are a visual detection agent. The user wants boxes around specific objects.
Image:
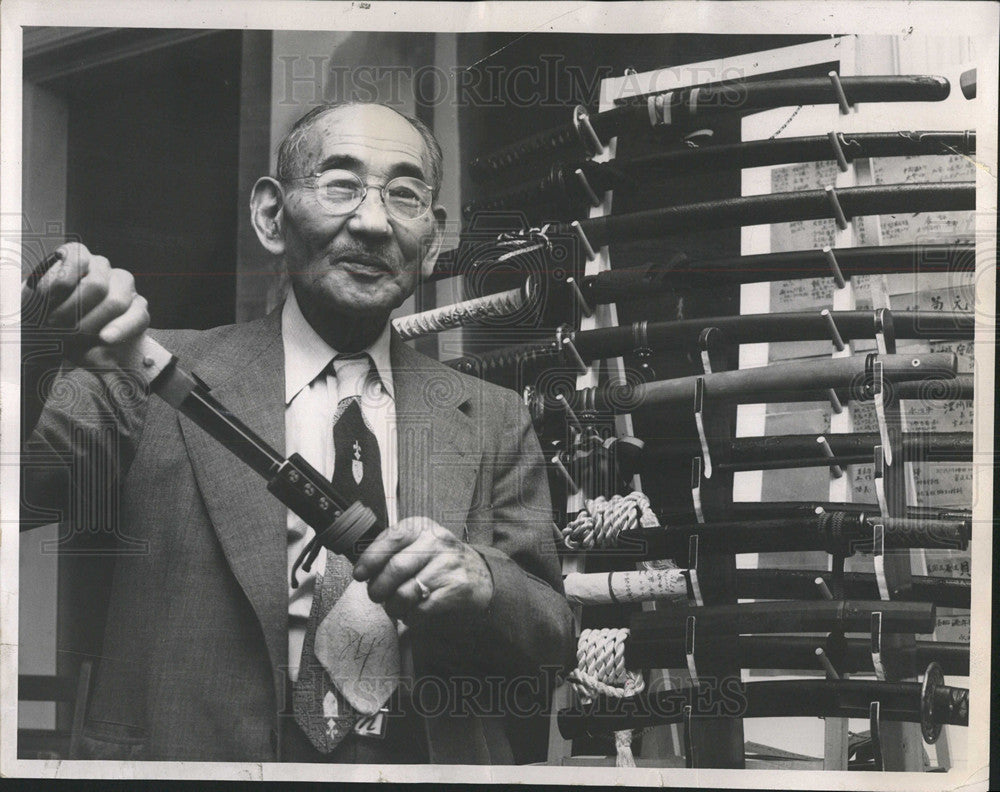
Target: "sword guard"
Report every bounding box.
[682,705,696,768]
[869,700,884,771]
[684,616,699,684]
[870,611,886,681]
[693,377,713,479]
[697,326,726,375]
[690,457,706,525]
[920,661,945,744]
[874,308,897,355]
[862,352,878,399]
[686,533,703,605]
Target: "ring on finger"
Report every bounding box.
[414,576,431,601]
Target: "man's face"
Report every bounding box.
[280,104,441,321]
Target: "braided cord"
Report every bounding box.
[568,627,644,704]
[562,491,654,550]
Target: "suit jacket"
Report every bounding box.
[25,308,575,763]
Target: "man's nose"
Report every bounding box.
[347,188,392,236]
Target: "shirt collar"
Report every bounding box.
[281,289,394,405]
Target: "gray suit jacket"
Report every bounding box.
[26,308,575,763]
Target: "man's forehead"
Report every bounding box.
[300,105,428,171]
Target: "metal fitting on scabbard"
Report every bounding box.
[276,454,382,586]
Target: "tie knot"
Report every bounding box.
[331,353,380,403]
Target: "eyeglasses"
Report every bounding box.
[286,169,434,221]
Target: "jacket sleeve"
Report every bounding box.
[21,351,150,533]
[465,391,577,679]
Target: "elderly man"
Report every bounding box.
[23,101,575,764]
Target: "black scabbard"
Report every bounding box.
[557,677,967,738]
[470,75,951,181]
[601,512,968,561]
[609,432,972,472]
[464,130,975,217]
[736,569,970,610]
[584,242,975,294]
[758,372,973,406]
[622,634,968,676]
[444,307,972,383]
[628,600,935,641]
[569,183,974,249]
[712,432,971,470]
[548,352,957,417]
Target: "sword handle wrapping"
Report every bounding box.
[270,453,382,572]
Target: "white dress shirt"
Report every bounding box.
[282,290,398,681]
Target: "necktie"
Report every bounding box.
[293,355,400,753]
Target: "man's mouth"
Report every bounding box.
[333,253,393,275]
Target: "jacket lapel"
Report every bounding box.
[390,333,481,534]
[174,310,289,684]
[391,333,492,762]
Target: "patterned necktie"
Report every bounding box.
[292,355,399,753]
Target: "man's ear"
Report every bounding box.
[251,177,286,255]
[420,205,448,277]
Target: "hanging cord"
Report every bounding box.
[562,491,657,550]
[568,627,644,768]
[568,627,644,703]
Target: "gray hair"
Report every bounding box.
[275,101,443,198]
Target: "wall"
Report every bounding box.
[18,80,67,732]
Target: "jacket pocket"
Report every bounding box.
[77,719,148,760]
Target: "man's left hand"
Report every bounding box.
[352,516,493,626]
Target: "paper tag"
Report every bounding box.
[353,708,389,739]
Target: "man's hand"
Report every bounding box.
[352,516,494,627]
[22,242,149,352]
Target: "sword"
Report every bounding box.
[567,567,969,609]
[727,501,970,522]
[561,183,973,249]
[759,372,972,406]
[628,600,935,639]
[599,431,972,472]
[23,254,384,582]
[465,130,975,218]
[623,636,968,677]
[557,673,968,739]
[736,569,970,610]
[430,238,973,294]
[526,352,958,423]
[584,242,976,294]
[469,75,952,180]
[565,512,969,558]
[445,308,972,380]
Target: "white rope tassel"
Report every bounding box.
[391,285,527,341]
[562,491,655,550]
[568,628,644,704]
[614,728,637,768]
